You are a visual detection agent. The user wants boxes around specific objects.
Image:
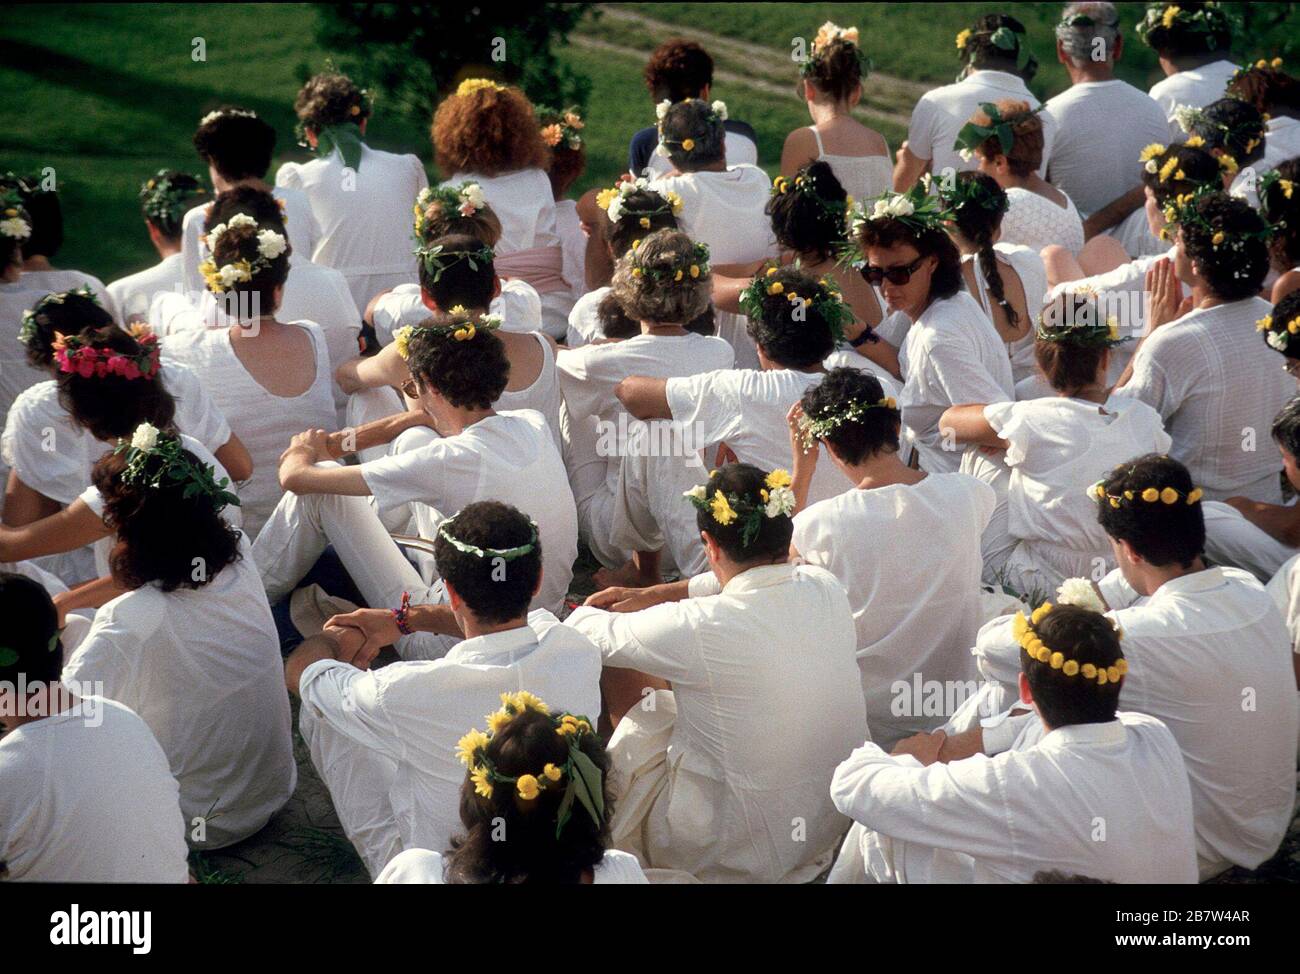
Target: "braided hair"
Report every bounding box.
[947,171,1016,332]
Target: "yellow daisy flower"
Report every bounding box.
[956,28,971,51]
[1160,487,1179,504]
[710,490,738,526]
[516,774,541,800]
[456,728,490,768]
[1138,143,1166,162]
[1141,487,1160,502]
[471,766,493,798]
[765,468,793,490]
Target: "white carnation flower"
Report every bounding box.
[1144,158,1159,174]
[656,99,672,120]
[871,199,891,220]
[460,183,485,209]
[205,221,227,246]
[227,213,256,230]
[765,486,796,518]
[0,217,31,240]
[606,197,624,223]
[1267,329,1289,351]
[958,148,974,163]
[1172,104,1198,134]
[711,100,728,121]
[131,422,160,452]
[1056,577,1105,613]
[416,187,433,207]
[885,196,915,218]
[683,484,707,501]
[256,229,287,260]
[218,263,251,288]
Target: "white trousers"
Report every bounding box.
[607,430,711,579]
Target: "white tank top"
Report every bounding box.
[498,332,563,451]
[808,127,892,203]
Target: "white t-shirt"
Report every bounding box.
[369,280,543,345]
[899,290,1016,474]
[1000,186,1085,258]
[665,367,848,507]
[554,198,587,303]
[792,473,995,747]
[108,252,185,323]
[277,144,429,313]
[374,847,648,884]
[648,165,777,264]
[1148,60,1240,128]
[161,321,336,535]
[14,269,116,321]
[564,287,607,348]
[441,169,560,257]
[61,536,296,850]
[359,409,578,615]
[0,697,190,882]
[640,128,760,178]
[1044,80,1174,217]
[907,70,1053,178]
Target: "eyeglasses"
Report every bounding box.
[861,255,927,287]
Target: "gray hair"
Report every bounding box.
[1055,2,1120,67]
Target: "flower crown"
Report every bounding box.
[738,264,854,344]
[18,285,99,349]
[455,692,605,838]
[139,170,205,228]
[1136,2,1238,46]
[626,238,711,284]
[537,105,585,150]
[595,177,683,227]
[934,170,1008,217]
[412,182,487,239]
[53,323,161,381]
[1229,57,1287,88]
[199,214,288,293]
[198,107,258,128]
[293,69,374,171]
[1159,184,1273,249]
[797,394,897,450]
[1012,602,1127,686]
[772,170,853,226]
[392,307,503,359]
[955,21,1034,80]
[412,239,495,285]
[1172,104,1263,161]
[655,99,728,157]
[1256,169,1295,229]
[1089,475,1203,509]
[1036,292,1127,349]
[1256,313,1300,354]
[799,21,872,79]
[113,422,240,512]
[848,182,952,237]
[685,468,796,548]
[954,101,1042,161]
[456,78,506,98]
[0,186,32,242]
[437,511,538,562]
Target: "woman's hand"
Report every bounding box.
[786,402,818,471]
[1144,257,1192,331]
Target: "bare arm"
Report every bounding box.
[52,575,128,624]
[335,343,407,395]
[0,499,110,563]
[362,289,393,328]
[892,142,930,193]
[278,431,373,496]
[214,431,254,483]
[326,410,429,459]
[939,404,1006,448]
[615,376,673,420]
[2,471,60,526]
[779,127,818,179]
[1222,498,1300,548]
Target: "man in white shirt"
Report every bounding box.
[285,501,602,878]
[895,14,1053,189]
[0,572,190,883]
[829,600,1198,884]
[1044,5,1173,221]
[1115,191,1292,502]
[569,462,868,883]
[1138,2,1239,128]
[109,170,208,323]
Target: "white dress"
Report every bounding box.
[276,144,428,314]
[1000,187,1085,258]
[554,198,587,304]
[963,242,1047,383]
[374,847,648,884]
[805,126,892,203]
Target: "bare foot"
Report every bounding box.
[593,560,660,590]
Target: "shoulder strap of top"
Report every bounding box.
[534,330,555,368]
[808,126,825,157]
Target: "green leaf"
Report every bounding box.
[554,779,576,840]
[570,748,605,821]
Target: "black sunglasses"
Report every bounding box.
[861,255,927,287]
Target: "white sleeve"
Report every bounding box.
[2,395,85,506]
[167,365,232,455]
[665,372,742,447]
[686,571,723,598]
[564,602,704,684]
[906,95,937,163]
[61,611,141,712]
[1113,340,1174,421]
[298,659,403,761]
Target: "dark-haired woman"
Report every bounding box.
[60,424,295,849]
[780,22,891,203]
[940,292,1170,594]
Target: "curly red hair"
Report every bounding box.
[432,84,550,178]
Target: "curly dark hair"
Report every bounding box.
[444,707,612,884]
[1179,190,1270,300]
[407,318,510,409]
[800,367,900,464]
[1263,159,1300,272]
[947,171,1015,329]
[192,107,276,181]
[660,99,725,170]
[1140,2,1234,59]
[16,177,62,260]
[767,161,847,262]
[433,501,542,625]
[609,228,712,326]
[1272,395,1300,459]
[602,187,679,258]
[804,37,864,103]
[1095,453,1205,568]
[1226,64,1300,116]
[56,326,177,442]
[1023,605,1124,728]
[21,289,113,371]
[1139,142,1222,207]
[743,265,840,368]
[140,170,206,240]
[696,462,794,562]
[206,212,292,317]
[294,71,371,132]
[643,39,714,102]
[416,232,497,311]
[1189,98,1267,167]
[596,289,715,339]
[92,448,243,593]
[854,217,963,306]
[432,84,549,178]
[206,184,283,228]
[415,195,502,249]
[0,572,63,686]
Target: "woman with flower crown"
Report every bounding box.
[433,80,571,337]
[780,22,891,204]
[276,70,429,315]
[939,291,1170,594]
[570,462,868,883]
[58,422,296,851]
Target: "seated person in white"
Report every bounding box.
[277,70,428,314]
[539,107,590,311]
[1257,160,1300,305]
[558,229,733,581]
[939,170,1043,382]
[943,454,1299,880]
[1183,98,1271,210]
[568,463,868,883]
[649,98,778,369]
[612,268,857,584]
[374,691,646,885]
[959,99,1084,259]
[432,80,570,337]
[1113,191,1293,503]
[60,425,296,850]
[180,106,319,299]
[780,23,891,204]
[894,14,1052,189]
[852,185,1015,473]
[253,314,578,656]
[162,212,336,536]
[339,233,561,455]
[1138,2,1240,127]
[1229,67,1300,222]
[790,368,995,748]
[4,294,249,586]
[109,170,209,323]
[0,573,190,883]
[829,601,1198,884]
[367,183,542,347]
[284,501,601,877]
[941,292,1171,593]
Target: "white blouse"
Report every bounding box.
[806,126,892,203]
[1000,187,1085,258]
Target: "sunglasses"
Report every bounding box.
[861,255,927,287]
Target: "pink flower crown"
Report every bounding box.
[53,325,162,381]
